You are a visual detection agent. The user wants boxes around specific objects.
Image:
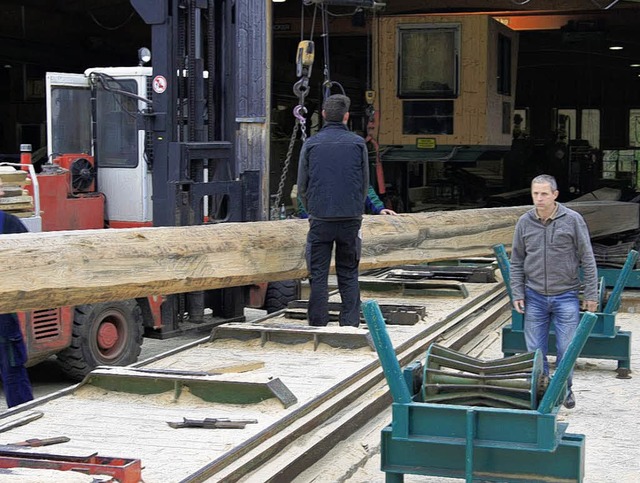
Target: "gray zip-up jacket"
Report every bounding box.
[510,203,598,302]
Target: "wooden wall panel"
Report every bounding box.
[458,17,486,145]
[375,17,398,144]
[236,0,271,219]
[485,18,519,146]
[375,14,517,147]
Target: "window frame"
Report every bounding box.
[396,23,461,100]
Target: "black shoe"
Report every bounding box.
[564,391,576,409]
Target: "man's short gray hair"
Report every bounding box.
[323,94,351,122]
[531,174,558,191]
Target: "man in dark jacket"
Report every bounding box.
[0,175,34,408]
[297,94,369,327]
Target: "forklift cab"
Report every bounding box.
[46,68,152,227]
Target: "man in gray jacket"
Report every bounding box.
[510,174,598,409]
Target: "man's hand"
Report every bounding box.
[513,299,525,314]
[379,209,397,215]
[582,300,598,312]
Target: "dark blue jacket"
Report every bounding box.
[298,185,385,218]
[0,211,28,235]
[297,122,369,220]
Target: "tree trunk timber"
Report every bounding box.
[0,202,636,313]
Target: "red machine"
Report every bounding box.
[26,154,104,232]
[15,153,128,377]
[16,308,74,367]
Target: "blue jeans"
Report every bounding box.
[524,287,580,389]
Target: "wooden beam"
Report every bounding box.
[0,201,636,313]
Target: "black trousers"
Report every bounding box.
[305,218,362,327]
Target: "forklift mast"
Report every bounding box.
[131,0,264,333]
[131,0,259,226]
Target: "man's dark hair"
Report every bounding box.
[322,94,351,122]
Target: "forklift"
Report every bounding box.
[9,0,299,381]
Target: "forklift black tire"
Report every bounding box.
[264,280,301,314]
[57,300,144,382]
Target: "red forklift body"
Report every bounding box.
[17,308,73,367]
[26,156,104,232]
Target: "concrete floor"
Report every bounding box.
[2,294,640,482]
[0,308,268,411]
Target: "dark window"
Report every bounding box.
[96,79,139,168]
[497,34,511,95]
[398,25,459,99]
[403,100,454,135]
[50,87,92,155]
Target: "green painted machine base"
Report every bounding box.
[379,400,585,482]
[362,299,590,483]
[598,267,640,288]
[86,368,298,407]
[381,425,585,482]
[210,323,374,350]
[502,325,632,372]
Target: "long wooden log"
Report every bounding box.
[0,201,636,313]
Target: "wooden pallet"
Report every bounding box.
[0,170,33,217]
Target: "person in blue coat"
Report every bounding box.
[296,95,372,327]
[0,175,34,408]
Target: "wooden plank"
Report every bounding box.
[0,171,28,183]
[0,195,32,205]
[0,186,25,197]
[0,202,33,211]
[0,202,636,313]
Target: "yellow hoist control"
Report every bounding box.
[296,40,315,78]
[365,90,376,105]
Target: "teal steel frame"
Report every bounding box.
[363,300,597,483]
[598,266,640,288]
[494,245,637,378]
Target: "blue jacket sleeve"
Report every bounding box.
[296,141,310,211]
[365,186,384,214]
[361,143,370,204]
[297,196,309,219]
[0,211,28,234]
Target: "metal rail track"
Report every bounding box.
[186,286,510,482]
